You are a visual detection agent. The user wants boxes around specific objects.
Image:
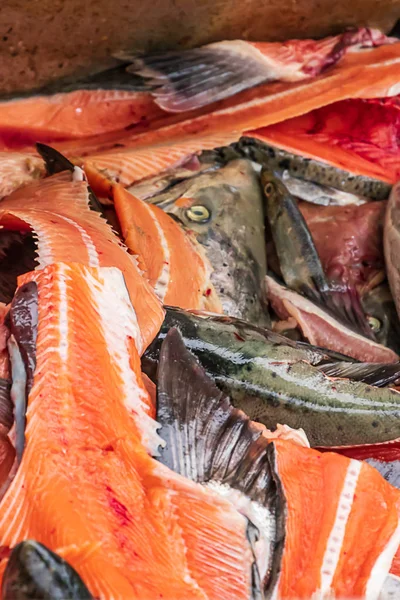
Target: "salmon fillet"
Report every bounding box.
[0,90,165,150]
[0,171,164,352]
[94,42,400,149]
[269,440,400,598]
[0,263,254,599]
[83,132,239,189]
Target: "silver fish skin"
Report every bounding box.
[212,136,391,201]
[244,161,368,206]
[142,159,270,326]
[281,170,368,206]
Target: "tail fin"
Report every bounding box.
[124,42,271,113]
[156,327,285,598]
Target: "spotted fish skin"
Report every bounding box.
[213,136,391,200]
[143,307,400,448]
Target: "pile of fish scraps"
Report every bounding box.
[0,24,399,600]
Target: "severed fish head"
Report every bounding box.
[1,540,93,599]
[143,160,270,325]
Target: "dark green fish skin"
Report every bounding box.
[206,137,391,201]
[262,170,328,297]
[143,308,400,448]
[143,160,270,326]
[1,540,93,600]
[361,283,400,354]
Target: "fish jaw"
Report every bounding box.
[147,160,269,324]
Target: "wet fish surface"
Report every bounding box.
[143,307,400,447]
[214,136,391,200]
[262,171,374,340]
[140,159,270,325]
[154,326,400,599]
[156,327,284,597]
[1,540,93,600]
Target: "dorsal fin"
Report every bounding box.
[36,143,75,175]
[36,144,103,214]
[156,327,286,598]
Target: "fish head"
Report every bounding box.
[144,160,269,323]
[165,190,217,235]
[261,169,290,224]
[361,283,400,354]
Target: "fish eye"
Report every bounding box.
[185,205,211,223]
[264,182,275,196]
[367,315,381,333]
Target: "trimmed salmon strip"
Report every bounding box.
[0,90,165,149]
[114,186,223,312]
[0,263,253,599]
[83,132,239,189]
[0,172,164,352]
[272,440,400,598]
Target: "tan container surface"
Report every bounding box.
[0,0,399,95]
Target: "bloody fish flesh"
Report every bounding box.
[131,29,394,112]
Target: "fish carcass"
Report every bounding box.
[0,263,398,600]
[143,306,400,448]
[0,169,164,352]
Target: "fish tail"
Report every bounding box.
[156,327,285,597]
[124,41,272,113]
